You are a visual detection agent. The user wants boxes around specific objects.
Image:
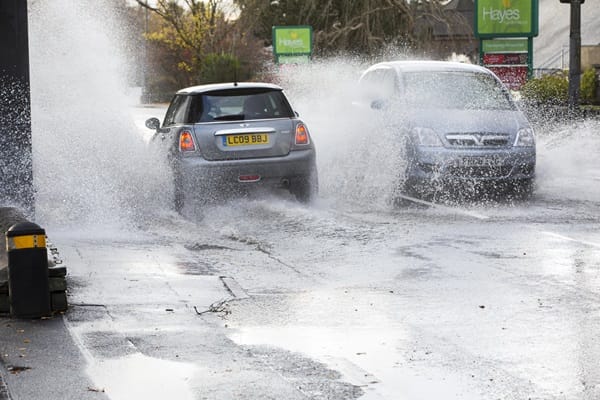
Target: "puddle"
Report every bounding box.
[86,353,197,400]
[230,325,485,400]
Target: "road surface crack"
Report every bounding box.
[224,234,303,274]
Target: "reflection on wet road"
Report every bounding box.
[52,173,600,399]
[214,190,600,399]
[26,2,600,394]
[40,113,599,399]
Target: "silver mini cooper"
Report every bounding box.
[358,61,536,199]
[145,82,318,211]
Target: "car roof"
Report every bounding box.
[363,60,492,75]
[176,82,283,95]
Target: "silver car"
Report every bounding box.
[358,61,536,199]
[145,82,318,210]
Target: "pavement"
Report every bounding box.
[0,207,86,399]
[0,315,109,400]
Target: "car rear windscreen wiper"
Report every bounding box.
[212,114,245,121]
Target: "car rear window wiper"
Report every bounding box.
[212,114,245,121]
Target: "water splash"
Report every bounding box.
[0,74,34,214]
[535,118,600,202]
[273,58,406,210]
[28,0,172,228]
[25,0,600,226]
[274,57,600,208]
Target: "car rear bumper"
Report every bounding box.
[177,148,317,191]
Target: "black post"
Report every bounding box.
[6,222,51,318]
[567,0,582,111]
[0,0,34,215]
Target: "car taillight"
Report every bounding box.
[295,123,310,145]
[179,130,196,152]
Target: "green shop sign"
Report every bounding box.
[272,26,313,55]
[475,0,538,38]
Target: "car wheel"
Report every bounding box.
[392,178,416,206]
[173,166,185,213]
[174,182,184,213]
[400,145,421,199]
[401,177,419,197]
[291,172,318,204]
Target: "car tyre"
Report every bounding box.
[173,166,185,213]
[291,172,318,204]
[392,178,416,207]
[174,183,184,213]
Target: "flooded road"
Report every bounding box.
[47,138,600,399]
[20,2,600,398]
[29,49,600,399]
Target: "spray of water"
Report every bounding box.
[0,74,34,213]
[274,57,600,208]
[29,0,172,228]
[535,119,600,202]
[25,0,599,227]
[272,58,407,210]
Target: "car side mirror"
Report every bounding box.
[371,100,387,110]
[145,117,170,136]
[145,117,161,130]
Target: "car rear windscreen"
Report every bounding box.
[163,88,295,126]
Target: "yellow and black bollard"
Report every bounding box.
[6,222,51,318]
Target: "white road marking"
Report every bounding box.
[540,231,600,249]
[396,194,490,220]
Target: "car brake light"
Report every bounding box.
[179,130,196,152]
[295,123,310,145]
[238,174,261,182]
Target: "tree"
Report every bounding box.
[234,0,457,57]
[137,0,216,75]
[136,0,267,99]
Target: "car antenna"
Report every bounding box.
[233,68,238,87]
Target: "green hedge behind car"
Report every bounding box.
[522,69,598,105]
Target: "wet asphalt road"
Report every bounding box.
[5,179,596,400]
[20,1,600,395]
[1,107,598,399]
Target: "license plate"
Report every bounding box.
[457,156,503,167]
[223,134,269,147]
